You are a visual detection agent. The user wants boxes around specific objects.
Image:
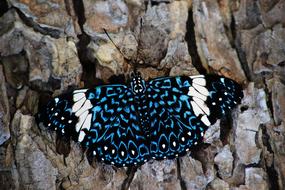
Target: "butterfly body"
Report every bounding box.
[36,74,243,167]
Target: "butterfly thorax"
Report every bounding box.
[130,73,146,95]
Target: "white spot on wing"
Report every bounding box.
[192,97,210,115]
[75,100,92,117]
[78,131,86,142]
[75,110,89,132]
[72,97,85,113]
[193,78,206,86]
[188,87,207,101]
[81,113,92,131]
[73,92,85,102]
[193,83,209,96]
[201,115,211,126]
[191,101,204,116]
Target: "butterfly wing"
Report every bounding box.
[36,93,79,139]
[146,75,243,159]
[36,85,150,167]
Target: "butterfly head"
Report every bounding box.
[130,71,146,95]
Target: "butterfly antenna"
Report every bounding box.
[103,28,131,62]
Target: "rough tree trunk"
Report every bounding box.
[0,0,284,190]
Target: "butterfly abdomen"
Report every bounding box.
[134,94,151,136]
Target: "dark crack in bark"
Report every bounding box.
[121,166,138,190]
[0,0,9,17]
[176,158,187,190]
[263,77,276,125]
[72,0,98,88]
[72,0,86,32]
[219,115,232,144]
[13,7,62,39]
[185,9,207,75]
[231,15,252,81]
[149,0,171,6]
[261,125,279,190]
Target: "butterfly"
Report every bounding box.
[36,73,243,167]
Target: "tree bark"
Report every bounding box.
[0,0,284,189]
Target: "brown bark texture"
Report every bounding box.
[0,0,284,189]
